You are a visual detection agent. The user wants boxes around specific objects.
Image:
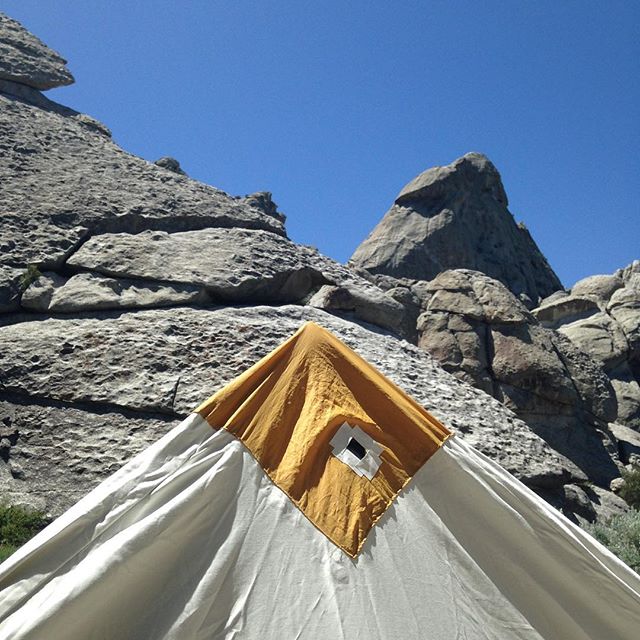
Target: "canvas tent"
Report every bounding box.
[0,321,639,639]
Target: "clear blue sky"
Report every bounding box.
[4,1,639,288]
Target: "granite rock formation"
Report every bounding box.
[536,262,640,431]
[415,269,620,493]
[0,14,632,526]
[0,12,74,90]
[350,153,562,307]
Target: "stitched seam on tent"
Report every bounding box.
[352,431,456,556]
[216,425,455,558]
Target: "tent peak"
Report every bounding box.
[195,321,451,556]
[294,320,338,344]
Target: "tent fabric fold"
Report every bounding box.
[1,321,639,639]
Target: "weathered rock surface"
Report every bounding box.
[12,226,406,333]
[0,305,583,516]
[308,284,410,338]
[67,228,324,303]
[154,156,186,175]
[0,13,74,90]
[536,261,640,430]
[416,269,620,486]
[351,153,562,307]
[0,399,176,514]
[571,274,625,300]
[21,272,205,313]
[609,422,640,468]
[0,90,285,272]
[238,192,284,221]
[534,295,600,328]
[0,265,22,312]
[588,485,630,522]
[19,271,66,311]
[610,376,640,431]
[559,312,629,369]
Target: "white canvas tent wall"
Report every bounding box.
[0,322,639,639]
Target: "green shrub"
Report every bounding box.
[586,510,640,573]
[18,264,41,292]
[0,504,48,563]
[619,465,640,509]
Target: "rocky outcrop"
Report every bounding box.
[416,269,620,493]
[154,156,186,175]
[239,192,284,221]
[350,153,562,307]
[21,272,206,313]
[536,261,640,430]
[0,13,74,90]
[66,228,328,303]
[309,285,410,339]
[0,86,286,273]
[350,155,635,516]
[11,221,408,335]
[0,13,628,527]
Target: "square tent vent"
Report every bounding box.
[330,422,383,481]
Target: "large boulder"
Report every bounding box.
[66,228,328,303]
[0,13,74,90]
[0,305,581,516]
[350,153,562,307]
[21,272,205,313]
[18,226,410,335]
[417,269,619,488]
[536,261,640,430]
[557,312,629,370]
[308,284,409,338]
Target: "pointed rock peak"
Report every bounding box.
[351,153,562,305]
[0,12,74,90]
[396,152,508,206]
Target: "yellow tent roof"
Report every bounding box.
[196,321,452,556]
